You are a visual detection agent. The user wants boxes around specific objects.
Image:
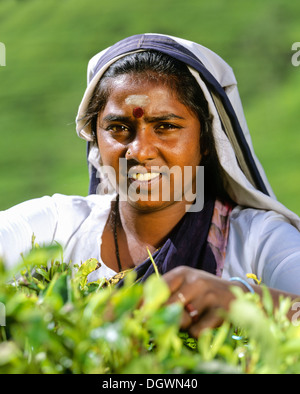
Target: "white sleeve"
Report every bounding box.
[252,211,300,294]
[0,196,58,270]
[225,207,300,295]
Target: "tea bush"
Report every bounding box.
[1,244,300,374]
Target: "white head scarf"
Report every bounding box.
[75,33,300,229]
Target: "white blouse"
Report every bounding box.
[0,193,300,295]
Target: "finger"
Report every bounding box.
[180,302,200,330]
[174,287,223,332]
[188,309,224,338]
[162,266,187,293]
[167,279,204,307]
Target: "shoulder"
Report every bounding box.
[51,193,114,213]
[226,205,296,260]
[228,205,300,252]
[229,206,300,260]
[229,205,294,235]
[50,193,115,234]
[226,205,290,263]
[225,205,300,291]
[1,193,114,221]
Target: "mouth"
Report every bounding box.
[127,167,162,187]
[130,172,161,182]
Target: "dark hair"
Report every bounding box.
[84,51,229,201]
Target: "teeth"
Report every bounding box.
[131,172,160,181]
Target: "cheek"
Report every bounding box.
[97,133,108,162]
[190,130,202,165]
[178,134,202,167]
[194,144,202,166]
[97,130,117,161]
[97,139,124,188]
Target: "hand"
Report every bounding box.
[163,266,237,338]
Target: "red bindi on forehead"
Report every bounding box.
[132,107,144,118]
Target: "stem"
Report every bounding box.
[1,325,7,341]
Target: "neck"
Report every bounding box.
[118,199,189,248]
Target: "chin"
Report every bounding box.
[125,197,182,213]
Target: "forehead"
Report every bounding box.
[109,73,171,93]
[124,95,150,107]
[102,74,179,109]
[98,73,200,122]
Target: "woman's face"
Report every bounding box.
[96,74,202,212]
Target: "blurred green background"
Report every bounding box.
[0,0,299,214]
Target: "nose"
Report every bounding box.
[125,128,158,163]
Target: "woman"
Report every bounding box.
[1,34,300,337]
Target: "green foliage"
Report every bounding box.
[1,245,300,374]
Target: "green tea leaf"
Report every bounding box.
[141,275,170,317]
[75,258,101,289]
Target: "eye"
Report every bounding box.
[106,124,130,133]
[155,123,181,133]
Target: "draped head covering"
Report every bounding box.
[75,33,300,230]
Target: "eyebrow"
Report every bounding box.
[145,113,185,122]
[102,114,132,122]
[102,113,185,123]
